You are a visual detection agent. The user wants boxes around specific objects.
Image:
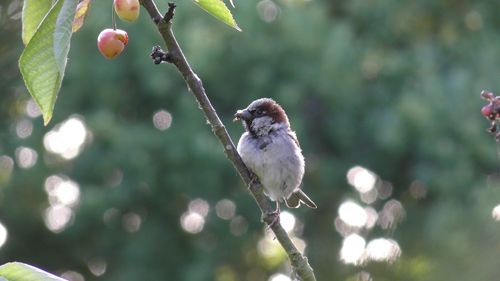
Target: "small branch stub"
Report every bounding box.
[164,2,177,22]
[150,45,173,64]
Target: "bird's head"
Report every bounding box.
[234,98,289,137]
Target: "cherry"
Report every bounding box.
[481,104,494,120]
[97,28,129,59]
[114,0,140,22]
[481,90,500,140]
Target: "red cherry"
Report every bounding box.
[97,28,128,59]
[482,104,494,119]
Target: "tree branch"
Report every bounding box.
[139,1,317,280]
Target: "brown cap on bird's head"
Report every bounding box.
[234,98,289,127]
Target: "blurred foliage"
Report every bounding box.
[1,0,500,280]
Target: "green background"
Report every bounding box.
[1,0,500,280]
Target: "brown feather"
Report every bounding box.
[295,190,317,209]
[285,193,301,208]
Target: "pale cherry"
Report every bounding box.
[114,0,140,22]
[97,28,128,59]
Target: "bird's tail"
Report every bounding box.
[285,190,317,209]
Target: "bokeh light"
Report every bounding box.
[60,271,85,281]
[338,200,367,228]
[378,199,405,230]
[215,199,236,220]
[24,99,42,118]
[0,155,14,185]
[152,110,173,130]
[257,0,280,23]
[279,211,296,233]
[44,175,81,207]
[377,181,393,200]
[42,174,80,233]
[15,146,38,169]
[215,266,237,281]
[15,118,33,139]
[365,238,401,263]
[43,205,73,233]
[464,10,483,31]
[492,205,500,221]
[359,187,378,204]
[106,169,123,187]
[258,233,285,260]
[102,208,120,225]
[340,234,366,265]
[180,198,211,234]
[87,257,107,276]
[347,166,377,193]
[291,237,307,254]
[0,221,8,249]
[43,116,88,160]
[409,180,427,200]
[351,271,372,281]
[364,207,379,229]
[122,212,142,233]
[229,215,248,236]
[188,198,210,217]
[180,212,205,234]
[268,273,291,281]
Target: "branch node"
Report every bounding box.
[248,173,260,190]
[150,45,174,64]
[263,211,280,226]
[164,2,177,22]
[212,123,225,135]
[153,15,162,24]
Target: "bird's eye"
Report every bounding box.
[256,109,265,115]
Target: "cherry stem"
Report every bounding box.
[112,1,117,30]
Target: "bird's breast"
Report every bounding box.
[236,130,305,201]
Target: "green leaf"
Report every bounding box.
[0,262,67,281]
[22,0,53,45]
[194,0,241,31]
[19,0,79,125]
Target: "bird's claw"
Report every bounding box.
[247,173,259,189]
[264,210,280,229]
[263,201,280,229]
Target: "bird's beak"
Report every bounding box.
[233,109,252,122]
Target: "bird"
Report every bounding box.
[234,98,317,217]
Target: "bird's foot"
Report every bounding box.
[263,202,280,229]
[247,173,259,190]
[265,211,280,229]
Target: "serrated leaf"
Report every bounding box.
[194,0,241,31]
[19,0,79,125]
[72,0,91,32]
[0,262,67,281]
[22,0,53,45]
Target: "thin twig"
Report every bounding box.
[138,1,317,280]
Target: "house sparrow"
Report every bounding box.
[234,98,317,214]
